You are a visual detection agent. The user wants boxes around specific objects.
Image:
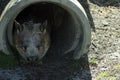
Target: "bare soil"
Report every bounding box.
[88,0,120,80]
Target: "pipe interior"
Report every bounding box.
[11,2,80,56]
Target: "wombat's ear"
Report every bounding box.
[14,20,22,33]
[40,20,47,32]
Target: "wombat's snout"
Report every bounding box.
[27,56,38,61]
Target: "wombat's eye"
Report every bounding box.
[40,28,44,32]
[22,46,27,51]
[37,45,40,49]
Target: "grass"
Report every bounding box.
[109,77,117,80]
[0,51,17,68]
[113,64,120,69]
[97,71,111,79]
[89,58,99,66]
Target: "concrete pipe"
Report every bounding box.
[0,0,91,60]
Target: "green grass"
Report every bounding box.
[0,51,17,68]
[89,58,99,66]
[109,77,117,80]
[113,64,120,69]
[97,71,111,79]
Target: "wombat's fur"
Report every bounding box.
[13,20,50,62]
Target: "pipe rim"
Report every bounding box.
[0,0,91,59]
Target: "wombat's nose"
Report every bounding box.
[27,56,38,61]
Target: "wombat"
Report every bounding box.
[13,20,50,62]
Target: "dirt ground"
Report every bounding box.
[0,0,120,80]
[88,0,120,80]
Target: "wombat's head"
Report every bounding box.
[14,20,50,62]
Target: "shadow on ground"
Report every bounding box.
[78,0,96,32]
[89,0,120,7]
[0,54,92,80]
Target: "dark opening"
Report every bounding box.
[13,2,76,57]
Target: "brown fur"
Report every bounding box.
[13,20,50,62]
